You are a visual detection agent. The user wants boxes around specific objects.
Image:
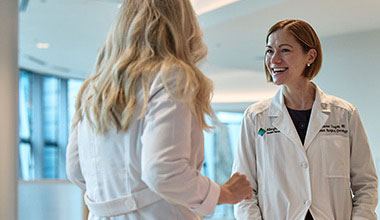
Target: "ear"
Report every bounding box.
[307,49,317,64]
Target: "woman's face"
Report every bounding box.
[265,29,311,86]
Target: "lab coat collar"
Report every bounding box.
[268,83,330,116]
[304,84,330,150]
[268,83,330,150]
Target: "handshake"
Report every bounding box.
[217,172,253,204]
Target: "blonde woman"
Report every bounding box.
[66,0,252,219]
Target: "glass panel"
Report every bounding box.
[19,70,33,181]
[68,79,83,131]
[19,142,33,180]
[43,77,59,143]
[19,71,81,180]
[19,71,31,140]
[203,111,244,219]
[217,112,244,160]
[43,145,59,179]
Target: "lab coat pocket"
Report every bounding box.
[321,135,350,179]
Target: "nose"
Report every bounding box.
[271,51,282,64]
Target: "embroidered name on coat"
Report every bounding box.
[266,127,280,135]
[319,124,348,135]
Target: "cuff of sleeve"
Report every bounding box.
[352,215,377,220]
[352,217,372,220]
[190,180,221,216]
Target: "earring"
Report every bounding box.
[307,63,311,67]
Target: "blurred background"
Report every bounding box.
[13,0,380,219]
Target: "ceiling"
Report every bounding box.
[19,0,380,104]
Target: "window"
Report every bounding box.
[203,112,244,219]
[19,71,32,180]
[18,69,83,180]
[42,76,60,178]
[68,79,83,132]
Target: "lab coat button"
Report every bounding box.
[301,162,308,169]
[304,200,311,206]
[124,198,136,210]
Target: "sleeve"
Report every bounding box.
[140,86,220,217]
[350,107,378,220]
[66,125,86,191]
[232,111,263,219]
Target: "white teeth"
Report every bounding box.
[273,68,287,72]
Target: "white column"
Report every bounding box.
[0,0,19,219]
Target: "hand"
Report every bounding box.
[217,172,253,204]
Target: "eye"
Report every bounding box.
[265,49,274,55]
[281,48,291,53]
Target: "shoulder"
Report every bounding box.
[149,64,187,100]
[244,98,271,119]
[149,74,166,100]
[324,93,356,113]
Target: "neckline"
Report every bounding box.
[287,107,312,112]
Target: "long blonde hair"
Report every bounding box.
[72,0,214,133]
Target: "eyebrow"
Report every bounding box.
[265,44,293,48]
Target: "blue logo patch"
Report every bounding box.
[258,128,266,136]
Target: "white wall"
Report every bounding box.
[0,0,18,219]
[315,28,380,213]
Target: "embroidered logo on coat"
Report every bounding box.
[258,128,266,136]
[258,127,280,136]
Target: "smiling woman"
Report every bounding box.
[264,20,322,86]
[233,19,378,220]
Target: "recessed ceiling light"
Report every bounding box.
[192,0,239,15]
[36,42,49,49]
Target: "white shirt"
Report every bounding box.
[233,85,378,220]
[66,72,220,220]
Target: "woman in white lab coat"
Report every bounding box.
[66,0,253,219]
[233,19,378,220]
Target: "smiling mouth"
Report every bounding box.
[272,67,288,75]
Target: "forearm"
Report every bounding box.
[141,160,220,216]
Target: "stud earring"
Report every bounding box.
[307,63,311,67]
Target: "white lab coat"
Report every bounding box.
[66,71,220,220]
[233,85,378,220]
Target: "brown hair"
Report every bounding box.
[264,19,322,82]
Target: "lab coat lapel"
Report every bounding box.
[304,85,330,151]
[270,87,304,147]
